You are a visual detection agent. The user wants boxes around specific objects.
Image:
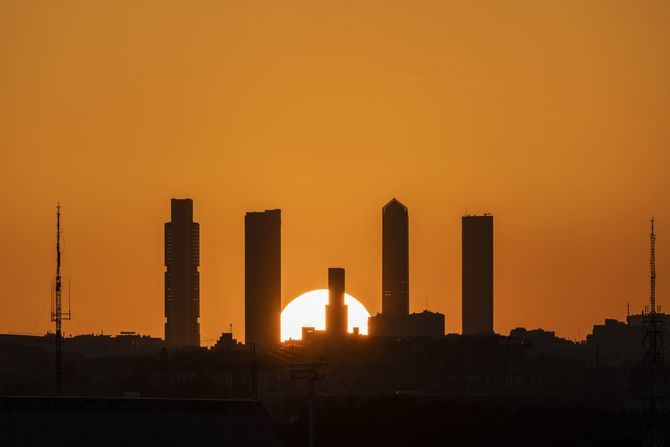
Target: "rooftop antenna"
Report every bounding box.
[650,218,656,314]
[290,362,327,447]
[51,203,71,394]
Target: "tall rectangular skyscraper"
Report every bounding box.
[381,198,409,335]
[245,209,281,349]
[462,214,493,335]
[164,198,200,347]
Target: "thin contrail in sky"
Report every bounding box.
[354,76,502,84]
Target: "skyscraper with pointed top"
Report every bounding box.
[383,198,409,318]
[369,198,445,338]
[381,198,410,335]
[164,198,200,347]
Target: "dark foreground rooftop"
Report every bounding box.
[0,396,283,447]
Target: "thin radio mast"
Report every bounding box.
[650,218,656,315]
[51,203,71,394]
[643,217,662,447]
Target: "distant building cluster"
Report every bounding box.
[0,208,663,436]
[161,197,499,349]
[368,199,493,339]
[0,332,163,358]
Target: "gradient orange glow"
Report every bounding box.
[1,1,669,344]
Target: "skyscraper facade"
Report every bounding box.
[326,268,348,336]
[462,214,494,335]
[381,198,409,335]
[164,198,200,347]
[245,209,281,349]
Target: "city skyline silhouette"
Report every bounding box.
[0,194,666,346]
[1,1,668,347]
[2,1,670,445]
[2,196,661,347]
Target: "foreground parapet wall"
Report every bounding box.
[0,396,283,447]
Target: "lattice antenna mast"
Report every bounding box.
[643,217,663,447]
[650,218,656,314]
[51,203,71,394]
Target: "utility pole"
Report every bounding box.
[290,363,326,447]
[643,218,663,447]
[250,343,258,400]
[51,203,71,395]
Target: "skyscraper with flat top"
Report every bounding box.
[326,268,348,336]
[245,209,281,349]
[164,198,200,347]
[382,198,409,335]
[462,214,494,335]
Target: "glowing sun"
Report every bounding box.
[281,289,371,341]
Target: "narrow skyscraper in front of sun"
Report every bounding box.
[462,214,494,335]
[164,198,200,347]
[326,268,348,336]
[245,209,281,349]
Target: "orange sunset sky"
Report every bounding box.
[1,0,669,344]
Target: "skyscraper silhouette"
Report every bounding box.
[164,198,200,347]
[462,214,493,335]
[326,268,348,336]
[245,209,281,349]
[382,198,409,335]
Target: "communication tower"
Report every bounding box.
[643,218,663,446]
[51,203,71,394]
